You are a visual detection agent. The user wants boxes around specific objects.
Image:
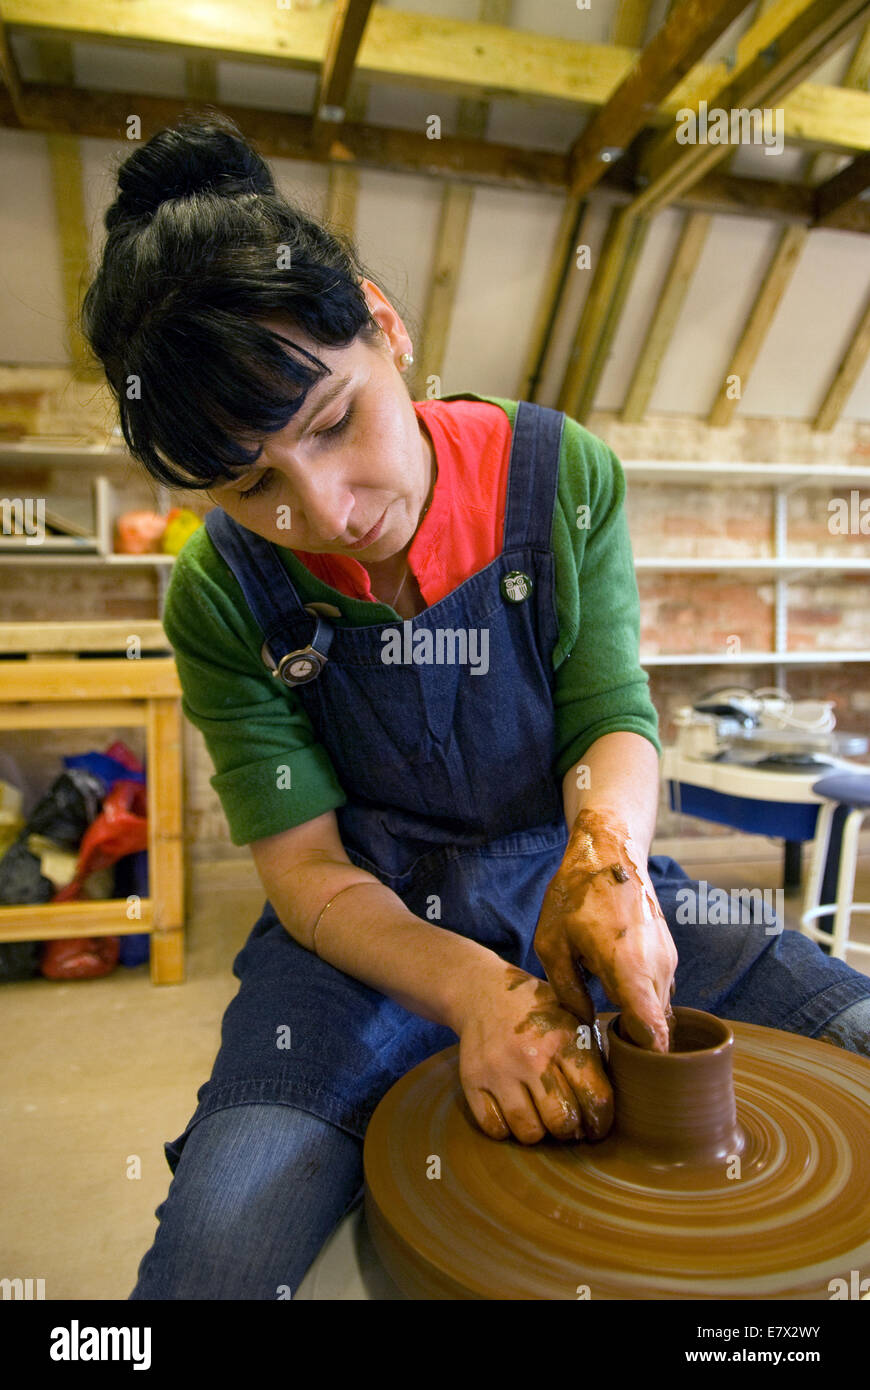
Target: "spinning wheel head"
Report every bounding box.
[364,1012,870,1300]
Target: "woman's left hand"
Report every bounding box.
[534,809,678,1052]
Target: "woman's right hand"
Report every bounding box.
[452,960,614,1144]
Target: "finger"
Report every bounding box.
[527,1068,582,1141]
[496,1082,548,1145]
[618,978,670,1052]
[537,936,596,1024]
[557,1046,614,1141]
[465,1087,510,1141]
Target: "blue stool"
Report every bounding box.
[800,774,870,961]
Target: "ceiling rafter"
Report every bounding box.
[814,148,870,225]
[311,0,374,149]
[611,0,656,49]
[629,0,870,217]
[621,211,713,423]
[3,1,870,158]
[568,0,755,200]
[615,1,792,428]
[1,77,869,239]
[709,224,808,425]
[0,5,24,122]
[418,0,513,391]
[813,289,870,430]
[553,0,691,421]
[707,16,870,428]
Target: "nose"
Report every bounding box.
[285,469,354,544]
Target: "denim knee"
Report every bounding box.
[813,997,870,1057]
[128,1102,364,1300]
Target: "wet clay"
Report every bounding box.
[560,808,665,933]
[607,1008,743,1164]
[364,1013,870,1300]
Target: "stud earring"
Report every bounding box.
[399,352,414,369]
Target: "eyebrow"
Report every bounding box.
[294,372,354,435]
[217,372,354,492]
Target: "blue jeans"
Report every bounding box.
[128,999,870,1300]
[128,1103,364,1300]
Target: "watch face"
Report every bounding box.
[278,649,325,685]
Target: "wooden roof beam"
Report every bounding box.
[611,0,656,48]
[568,0,755,198]
[813,289,870,430]
[1,79,869,236]
[311,0,374,148]
[419,0,513,390]
[4,2,870,158]
[814,149,870,226]
[621,211,713,423]
[706,16,870,427]
[630,0,870,216]
[0,6,23,122]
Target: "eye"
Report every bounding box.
[317,404,353,440]
[237,470,272,502]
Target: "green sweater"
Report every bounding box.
[161,396,661,845]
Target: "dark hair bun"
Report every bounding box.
[106,111,274,229]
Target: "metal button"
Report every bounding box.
[500,570,533,603]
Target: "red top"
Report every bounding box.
[291,398,513,605]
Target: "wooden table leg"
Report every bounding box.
[147,696,185,984]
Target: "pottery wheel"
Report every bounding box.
[363,1019,870,1300]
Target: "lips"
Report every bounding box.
[345,507,387,549]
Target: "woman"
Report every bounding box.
[82,113,870,1300]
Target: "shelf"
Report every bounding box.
[0,551,175,566]
[642,651,870,667]
[0,439,129,467]
[634,557,870,574]
[623,461,870,486]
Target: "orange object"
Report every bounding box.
[116,510,167,554]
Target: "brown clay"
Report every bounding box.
[607,1007,743,1163]
[364,1010,870,1299]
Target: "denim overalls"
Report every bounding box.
[164,395,870,1170]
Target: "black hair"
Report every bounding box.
[81,109,387,489]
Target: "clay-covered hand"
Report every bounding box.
[454,961,614,1144]
[534,808,678,1053]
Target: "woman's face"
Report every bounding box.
[206,281,434,565]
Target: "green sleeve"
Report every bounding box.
[161,526,347,846]
[550,416,661,781]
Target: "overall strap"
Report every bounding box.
[502,400,565,552]
[204,507,334,686]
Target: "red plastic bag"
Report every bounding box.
[40,931,119,980]
[73,779,147,879]
[39,779,147,980]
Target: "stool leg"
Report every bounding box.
[800,801,834,939]
[831,808,866,961]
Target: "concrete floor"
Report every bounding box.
[2,847,869,1301]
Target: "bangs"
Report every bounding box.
[117,314,329,490]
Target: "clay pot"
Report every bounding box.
[606,1006,745,1164]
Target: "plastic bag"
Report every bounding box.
[24,769,104,851]
[40,932,119,980]
[0,841,55,904]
